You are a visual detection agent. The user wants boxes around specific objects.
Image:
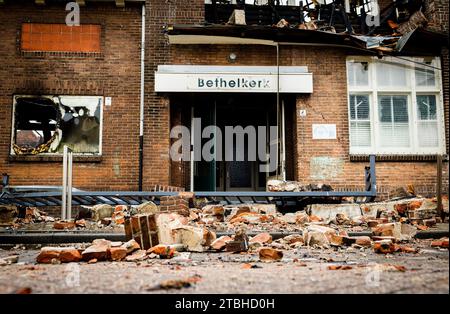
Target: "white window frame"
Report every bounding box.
[10,95,104,156]
[347,56,446,155]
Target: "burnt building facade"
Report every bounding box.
[0,0,448,199]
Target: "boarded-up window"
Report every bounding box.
[21,23,101,53]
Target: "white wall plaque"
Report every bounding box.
[312,124,337,140]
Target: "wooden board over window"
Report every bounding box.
[21,23,101,53]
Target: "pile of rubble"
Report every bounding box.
[30,190,449,264]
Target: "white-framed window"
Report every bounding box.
[11,95,103,156]
[347,56,446,155]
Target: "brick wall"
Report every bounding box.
[143,0,204,189]
[169,44,449,199]
[1,1,448,201]
[0,1,143,190]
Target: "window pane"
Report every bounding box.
[379,96,392,123]
[347,62,368,87]
[418,121,439,147]
[349,95,356,119]
[355,95,370,119]
[377,62,407,87]
[417,95,437,120]
[415,66,436,87]
[349,95,370,120]
[393,96,408,122]
[349,94,371,147]
[350,121,371,147]
[378,95,410,147]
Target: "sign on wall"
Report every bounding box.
[312,124,337,140]
[155,65,313,93]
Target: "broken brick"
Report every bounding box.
[121,239,141,254]
[53,221,76,230]
[328,265,353,270]
[109,247,128,261]
[329,234,344,246]
[82,242,111,262]
[210,236,233,251]
[259,247,283,262]
[125,249,147,262]
[91,204,115,221]
[354,236,372,247]
[431,238,449,249]
[75,219,86,228]
[136,201,159,215]
[399,245,418,253]
[373,240,396,254]
[36,247,81,264]
[172,226,216,252]
[148,244,176,259]
[59,249,82,263]
[249,232,272,244]
[282,234,304,245]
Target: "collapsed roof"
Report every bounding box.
[167,0,448,56]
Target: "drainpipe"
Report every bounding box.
[138,4,146,191]
[276,42,280,179]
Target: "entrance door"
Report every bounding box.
[192,101,216,191]
[216,94,276,191]
[190,93,279,192]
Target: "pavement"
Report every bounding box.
[0,239,448,294]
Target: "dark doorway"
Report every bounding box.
[192,93,278,191]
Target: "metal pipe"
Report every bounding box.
[437,154,443,220]
[281,99,286,181]
[67,149,73,219]
[276,42,280,178]
[190,106,195,192]
[61,146,68,220]
[138,4,146,191]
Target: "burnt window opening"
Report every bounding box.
[12,96,103,156]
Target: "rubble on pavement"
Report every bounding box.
[12,188,445,265]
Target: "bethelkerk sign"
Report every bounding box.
[155,65,313,93]
[196,76,271,90]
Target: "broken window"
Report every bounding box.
[11,96,103,155]
[347,57,445,155]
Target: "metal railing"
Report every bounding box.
[0,155,378,207]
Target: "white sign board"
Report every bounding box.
[155,65,313,93]
[312,124,337,140]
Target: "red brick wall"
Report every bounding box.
[0,2,143,190]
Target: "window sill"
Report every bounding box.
[350,154,449,162]
[9,155,103,163]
